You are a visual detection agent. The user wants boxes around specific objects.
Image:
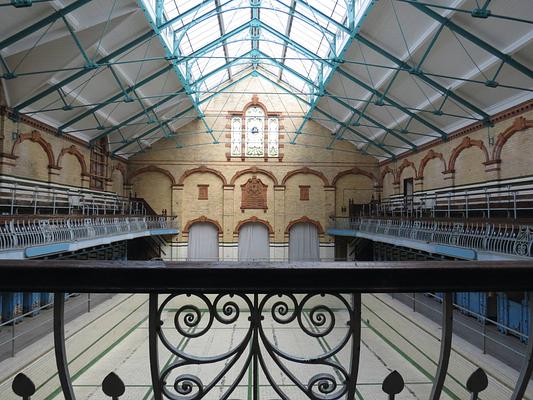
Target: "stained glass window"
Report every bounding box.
[229,102,279,159]
[268,117,279,157]
[231,117,242,156]
[245,107,265,157]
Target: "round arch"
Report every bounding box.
[178,165,228,185]
[11,131,55,167]
[418,150,446,179]
[183,216,223,235]
[378,166,395,187]
[396,159,417,182]
[57,145,88,175]
[127,165,176,185]
[332,167,376,186]
[281,167,329,186]
[234,216,274,235]
[447,137,489,172]
[285,216,324,235]
[230,167,279,186]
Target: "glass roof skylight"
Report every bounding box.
[139,0,373,107]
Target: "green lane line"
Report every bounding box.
[46,312,148,400]
[0,293,137,389]
[362,302,461,400]
[141,312,201,400]
[370,293,515,395]
[39,296,148,395]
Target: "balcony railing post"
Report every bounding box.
[54,292,76,400]
[148,293,163,400]
[510,292,533,400]
[11,316,16,357]
[513,190,517,220]
[429,292,453,400]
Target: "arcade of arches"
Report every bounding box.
[0,79,532,261]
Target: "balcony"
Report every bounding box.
[0,216,178,259]
[328,217,533,261]
[0,260,532,399]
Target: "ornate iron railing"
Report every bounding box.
[0,216,178,251]
[0,260,532,399]
[331,217,533,258]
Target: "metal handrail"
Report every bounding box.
[0,216,178,252]
[330,217,533,258]
[363,184,533,219]
[0,180,146,216]
[2,261,533,400]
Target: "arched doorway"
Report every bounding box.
[289,223,320,261]
[238,223,269,261]
[188,223,219,261]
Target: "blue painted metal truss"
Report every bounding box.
[1,0,531,159]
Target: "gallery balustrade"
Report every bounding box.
[0,260,532,399]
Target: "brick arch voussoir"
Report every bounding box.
[281,167,330,186]
[178,165,228,185]
[332,167,376,186]
[418,150,446,179]
[127,165,176,185]
[183,216,223,234]
[378,166,395,187]
[11,130,55,168]
[447,137,489,172]
[234,216,274,234]
[230,167,279,186]
[113,163,127,180]
[396,159,417,182]
[57,145,88,175]
[285,216,324,235]
[492,116,533,161]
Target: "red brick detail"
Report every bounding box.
[285,216,324,234]
[241,176,268,210]
[492,116,533,162]
[11,130,56,168]
[230,166,279,186]
[446,137,489,173]
[57,145,88,175]
[417,149,446,179]
[396,159,417,183]
[183,216,223,234]
[127,165,176,185]
[332,167,376,186]
[281,167,329,186]
[198,185,209,200]
[178,165,228,185]
[234,216,274,234]
[299,185,310,201]
[378,166,395,187]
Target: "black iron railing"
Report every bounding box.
[1,260,533,400]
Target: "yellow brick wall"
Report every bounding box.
[128,77,380,250]
[0,110,126,195]
[379,108,533,196]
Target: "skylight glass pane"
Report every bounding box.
[139,0,372,115]
[260,9,288,34]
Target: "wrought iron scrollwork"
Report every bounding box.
[149,293,361,400]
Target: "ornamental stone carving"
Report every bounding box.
[241,175,268,210]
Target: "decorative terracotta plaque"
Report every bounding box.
[241,176,268,210]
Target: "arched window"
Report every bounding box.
[229,97,280,160]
